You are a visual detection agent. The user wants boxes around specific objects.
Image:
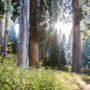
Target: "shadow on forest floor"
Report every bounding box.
[84,79,90,84]
[80,78,90,90]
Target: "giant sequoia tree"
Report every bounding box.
[72,0,82,73]
[29,0,40,68]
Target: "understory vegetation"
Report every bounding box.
[0,54,90,90]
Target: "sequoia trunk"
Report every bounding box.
[29,0,39,68]
[72,0,82,73]
[29,33,39,68]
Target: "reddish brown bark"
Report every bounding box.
[29,0,40,68]
[29,33,39,68]
[72,0,82,73]
[3,15,8,58]
[0,18,2,56]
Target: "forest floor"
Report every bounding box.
[80,78,90,90]
[0,54,90,90]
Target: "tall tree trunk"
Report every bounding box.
[29,33,39,68]
[72,0,82,73]
[29,0,40,68]
[17,0,30,67]
[0,18,2,56]
[3,15,8,58]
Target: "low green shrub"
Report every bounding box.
[60,65,71,72]
[83,62,90,75]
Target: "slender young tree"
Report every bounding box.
[72,0,82,73]
[17,0,30,67]
[0,0,5,56]
[3,0,12,58]
[3,15,8,58]
[0,18,2,56]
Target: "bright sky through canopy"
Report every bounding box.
[15,24,19,36]
[55,21,72,42]
[15,22,72,42]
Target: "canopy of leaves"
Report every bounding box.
[83,38,90,67]
[0,0,5,18]
[11,0,20,21]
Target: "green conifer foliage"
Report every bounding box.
[0,0,5,17]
